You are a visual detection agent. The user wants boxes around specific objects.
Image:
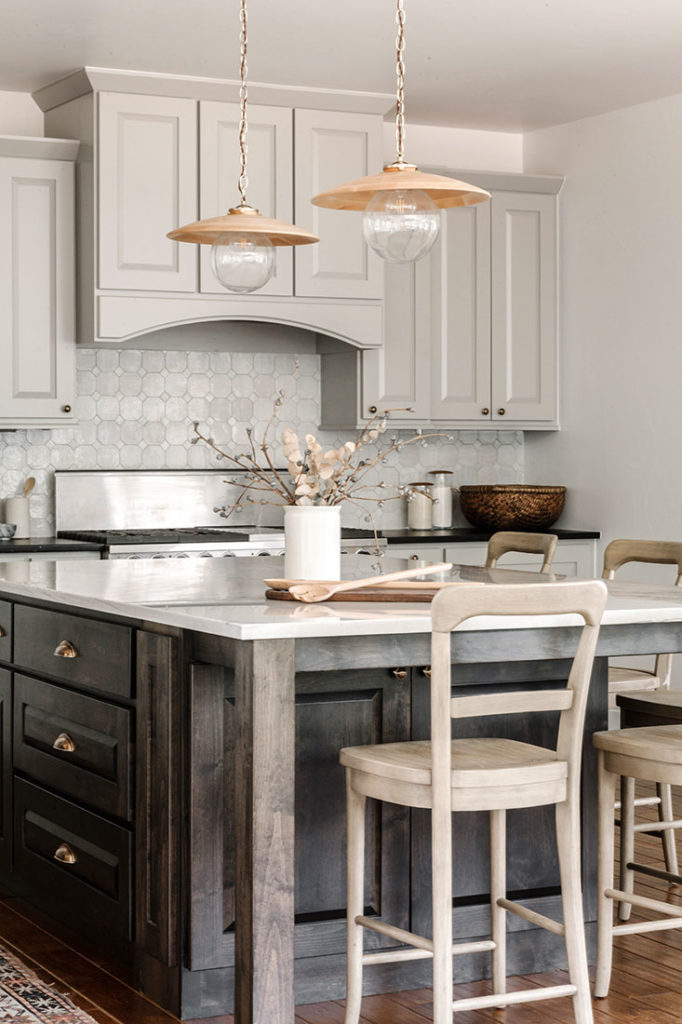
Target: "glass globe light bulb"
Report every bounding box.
[210,232,275,293]
[362,188,440,263]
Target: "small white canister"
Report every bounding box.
[407,483,433,530]
[4,496,30,538]
[427,471,453,529]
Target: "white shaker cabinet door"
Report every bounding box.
[294,109,383,299]
[0,156,76,425]
[430,202,492,422]
[199,101,293,296]
[490,191,557,423]
[361,259,431,421]
[98,92,198,292]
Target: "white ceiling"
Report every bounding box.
[5,0,682,131]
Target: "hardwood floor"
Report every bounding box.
[1,782,680,1024]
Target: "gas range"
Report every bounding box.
[54,472,386,560]
[56,525,288,558]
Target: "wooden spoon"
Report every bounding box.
[23,477,35,498]
[287,562,453,603]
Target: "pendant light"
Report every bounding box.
[168,0,318,293]
[311,0,490,264]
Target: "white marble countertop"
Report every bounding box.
[0,555,681,641]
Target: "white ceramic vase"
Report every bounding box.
[284,504,341,581]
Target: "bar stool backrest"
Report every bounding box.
[430,580,608,804]
[602,539,682,685]
[485,531,558,574]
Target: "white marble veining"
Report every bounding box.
[0,556,681,642]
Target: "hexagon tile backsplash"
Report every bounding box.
[0,349,524,536]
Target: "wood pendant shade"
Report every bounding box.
[167,206,319,246]
[311,164,490,211]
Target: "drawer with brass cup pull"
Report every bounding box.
[14,777,132,939]
[14,675,132,820]
[13,605,132,698]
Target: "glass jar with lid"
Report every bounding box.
[406,482,432,530]
[427,471,453,529]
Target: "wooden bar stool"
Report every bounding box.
[485,530,558,573]
[593,723,682,998]
[616,690,682,913]
[340,579,607,1024]
[602,539,682,902]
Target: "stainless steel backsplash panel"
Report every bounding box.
[55,470,285,531]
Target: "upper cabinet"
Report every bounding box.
[37,69,391,347]
[320,171,562,431]
[0,137,78,429]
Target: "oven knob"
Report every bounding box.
[221,552,235,558]
[257,551,272,556]
[199,551,214,558]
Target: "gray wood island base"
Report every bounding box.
[0,557,680,1023]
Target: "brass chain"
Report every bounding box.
[238,0,249,205]
[395,0,406,164]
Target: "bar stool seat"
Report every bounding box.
[608,666,661,693]
[593,723,682,999]
[342,738,567,809]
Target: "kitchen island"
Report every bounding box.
[0,556,681,1023]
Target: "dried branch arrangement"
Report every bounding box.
[192,366,451,522]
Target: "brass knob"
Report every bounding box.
[422,667,432,678]
[54,640,78,659]
[52,732,76,753]
[0,626,5,638]
[62,404,72,413]
[53,843,77,865]
[392,668,407,680]
[481,408,490,416]
[368,405,378,414]
[410,555,420,561]
[497,408,506,416]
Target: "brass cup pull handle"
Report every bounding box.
[392,668,407,680]
[52,732,76,753]
[422,667,432,678]
[53,843,77,865]
[54,640,78,659]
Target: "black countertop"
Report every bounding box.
[0,537,104,554]
[344,527,600,544]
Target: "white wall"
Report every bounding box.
[523,92,682,557]
[383,122,523,172]
[0,91,43,134]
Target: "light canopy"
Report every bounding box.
[310,1,490,263]
[167,0,318,292]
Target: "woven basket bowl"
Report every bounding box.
[458,485,566,532]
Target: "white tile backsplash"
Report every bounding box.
[0,348,524,535]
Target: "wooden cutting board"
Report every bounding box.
[265,580,481,603]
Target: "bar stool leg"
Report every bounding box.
[595,752,617,999]
[555,797,593,1024]
[489,808,507,999]
[657,782,679,875]
[344,774,366,1024]
[618,775,635,921]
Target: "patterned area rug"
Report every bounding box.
[0,942,98,1022]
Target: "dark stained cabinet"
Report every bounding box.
[0,669,10,872]
[0,602,11,664]
[14,777,132,938]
